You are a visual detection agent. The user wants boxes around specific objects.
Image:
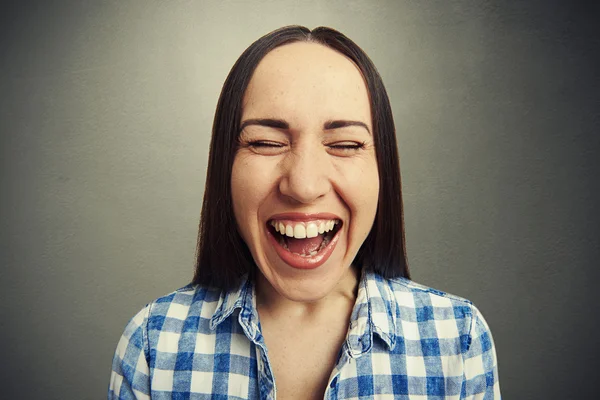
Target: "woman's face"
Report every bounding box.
[231,42,379,302]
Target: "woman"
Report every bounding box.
[109,26,500,399]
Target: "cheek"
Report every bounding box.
[341,160,379,232]
[359,169,380,220]
[231,155,276,229]
[231,158,254,234]
[339,157,379,200]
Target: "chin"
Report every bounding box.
[257,244,357,303]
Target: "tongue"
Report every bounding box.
[285,235,324,255]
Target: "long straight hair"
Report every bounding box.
[193,26,409,289]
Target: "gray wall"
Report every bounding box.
[1,1,598,398]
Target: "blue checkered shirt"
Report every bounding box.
[109,271,500,399]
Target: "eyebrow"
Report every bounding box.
[239,118,371,135]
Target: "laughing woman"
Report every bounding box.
[109,26,500,399]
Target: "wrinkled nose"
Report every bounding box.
[278,146,331,204]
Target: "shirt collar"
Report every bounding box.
[345,269,398,357]
[209,270,398,356]
[210,275,262,342]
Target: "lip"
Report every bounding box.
[268,212,341,222]
[265,212,342,270]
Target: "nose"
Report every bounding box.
[278,144,331,204]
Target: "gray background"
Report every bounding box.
[1,1,598,399]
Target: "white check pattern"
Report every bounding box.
[109,271,500,399]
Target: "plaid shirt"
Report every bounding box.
[109,271,500,399]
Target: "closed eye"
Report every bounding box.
[327,141,366,154]
[328,142,365,150]
[247,140,285,148]
[241,140,288,155]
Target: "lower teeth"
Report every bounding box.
[298,250,318,258]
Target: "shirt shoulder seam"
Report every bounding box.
[386,276,474,306]
[144,301,152,367]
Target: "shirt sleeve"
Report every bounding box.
[461,304,501,399]
[108,304,152,400]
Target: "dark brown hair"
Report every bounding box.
[193,25,410,289]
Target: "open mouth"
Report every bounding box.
[269,219,341,256]
[266,218,343,269]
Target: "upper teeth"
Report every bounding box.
[270,220,338,239]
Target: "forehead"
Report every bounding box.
[242,42,371,127]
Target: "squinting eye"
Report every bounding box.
[247,140,285,148]
[327,141,366,154]
[329,143,364,150]
[244,140,287,155]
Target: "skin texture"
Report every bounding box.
[231,41,379,307]
[230,41,380,400]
